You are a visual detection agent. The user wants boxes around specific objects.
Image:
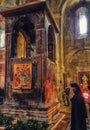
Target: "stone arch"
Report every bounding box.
[11,16,35,58]
[65,48,90,85]
[59,0,90,86]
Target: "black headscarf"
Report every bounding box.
[70,82,82,95]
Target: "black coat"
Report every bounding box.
[71,92,87,130]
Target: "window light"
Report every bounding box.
[79,15,87,34]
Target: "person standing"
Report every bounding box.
[70,83,87,130]
[65,87,70,106]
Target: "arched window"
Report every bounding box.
[11,16,35,58]
[79,11,87,34]
[74,1,90,39]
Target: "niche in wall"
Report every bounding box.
[11,16,35,58]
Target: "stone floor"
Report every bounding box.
[53,104,90,130]
[53,113,71,130]
[52,105,71,130]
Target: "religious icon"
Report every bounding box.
[13,63,32,89]
[78,72,90,89]
[82,74,88,88]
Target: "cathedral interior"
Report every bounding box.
[0,0,89,129]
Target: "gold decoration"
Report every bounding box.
[17,32,26,58]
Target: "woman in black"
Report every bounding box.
[70,83,87,130]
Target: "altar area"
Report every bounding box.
[0,1,60,124]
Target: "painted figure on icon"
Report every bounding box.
[13,64,32,89]
[82,74,88,88]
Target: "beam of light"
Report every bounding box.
[79,15,87,34]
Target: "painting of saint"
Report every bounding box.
[13,63,32,89]
[78,72,90,89]
[82,74,88,88]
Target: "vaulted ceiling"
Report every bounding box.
[0,0,80,12]
[44,0,81,15]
